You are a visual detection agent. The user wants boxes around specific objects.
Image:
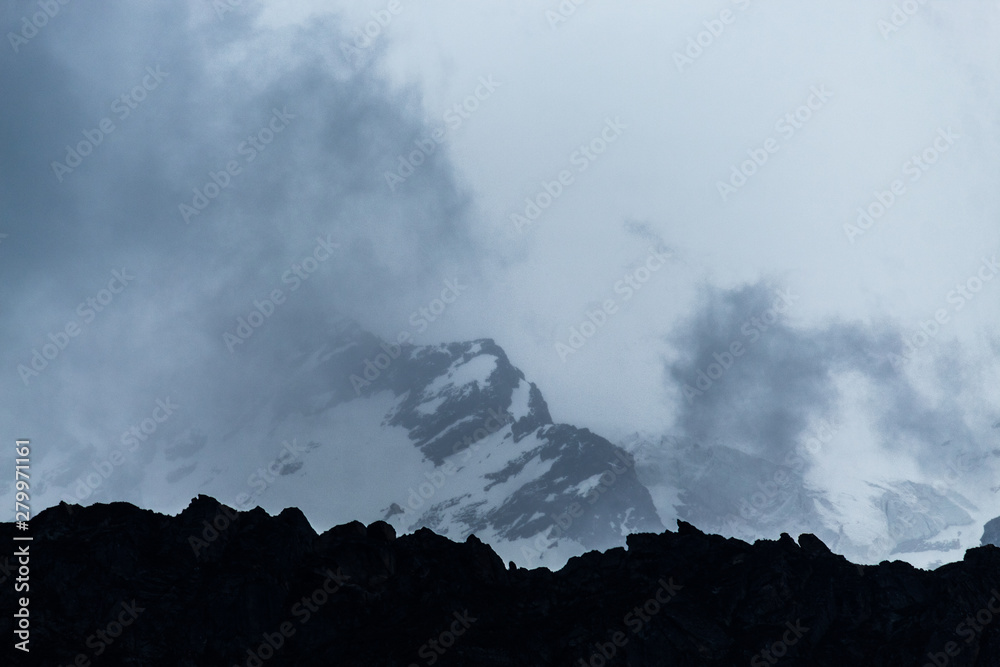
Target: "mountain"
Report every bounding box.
[621,432,982,568]
[5,496,1000,666]
[23,320,661,569]
[14,319,996,571]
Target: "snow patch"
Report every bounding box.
[574,473,605,497]
[425,354,497,395]
[508,380,532,420]
[415,395,447,416]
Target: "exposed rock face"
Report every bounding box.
[323,326,664,563]
[5,497,1000,666]
[134,320,663,567]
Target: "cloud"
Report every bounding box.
[0,2,483,491]
[665,280,991,481]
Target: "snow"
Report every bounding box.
[508,379,532,419]
[26,327,992,575]
[138,389,430,531]
[424,354,497,395]
[573,473,605,497]
[415,395,447,416]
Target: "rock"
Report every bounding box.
[4,496,1000,665]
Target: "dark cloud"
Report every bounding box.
[666,281,987,476]
[0,3,482,482]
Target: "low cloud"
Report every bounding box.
[0,2,484,495]
[666,281,990,482]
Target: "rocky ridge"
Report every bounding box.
[4,496,1000,665]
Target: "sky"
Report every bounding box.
[3,1,1000,527]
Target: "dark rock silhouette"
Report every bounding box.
[4,496,1000,666]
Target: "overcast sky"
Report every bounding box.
[3,1,1000,519]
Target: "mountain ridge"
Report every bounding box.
[12,320,993,573]
[5,496,1000,665]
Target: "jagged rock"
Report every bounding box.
[5,497,1000,665]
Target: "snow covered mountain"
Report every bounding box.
[620,431,986,568]
[27,319,662,569]
[20,317,998,570]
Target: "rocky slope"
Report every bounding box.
[4,496,1000,666]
